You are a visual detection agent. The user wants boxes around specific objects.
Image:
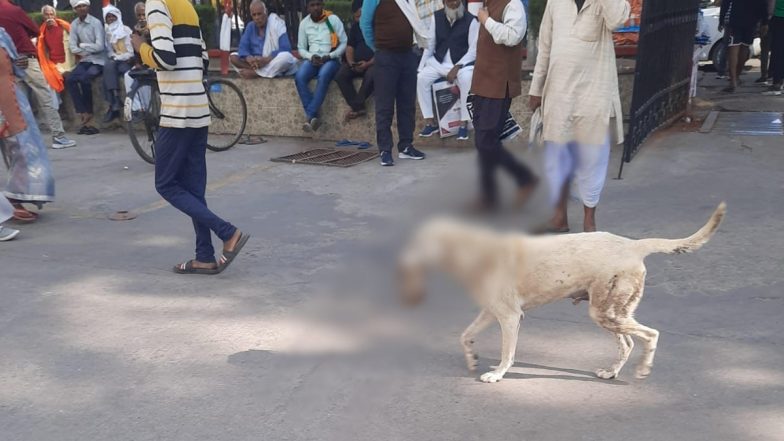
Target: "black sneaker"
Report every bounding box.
[399,146,425,160]
[380,150,394,166]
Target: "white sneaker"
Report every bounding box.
[52,135,77,149]
[0,226,20,241]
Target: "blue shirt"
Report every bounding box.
[237,21,292,58]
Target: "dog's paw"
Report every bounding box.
[635,365,651,380]
[595,368,618,380]
[464,352,479,371]
[480,370,504,383]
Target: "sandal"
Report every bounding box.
[12,208,37,223]
[217,232,250,272]
[173,260,219,275]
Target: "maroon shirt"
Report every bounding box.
[0,0,39,56]
[44,25,66,63]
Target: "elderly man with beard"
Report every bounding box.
[469,0,537,211]
[417,0,478,141]
[230,0,297,79]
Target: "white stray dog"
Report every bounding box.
[399,203,726,382]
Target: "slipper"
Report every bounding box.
[12,208,37,223]
[239,135,267,145]
[336,139,357,147]
[356,142,371,149]
[531,223,570,235]
[173,260,219,275]
[217,232,250,272]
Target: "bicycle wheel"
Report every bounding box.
[127,80,161,164]
[205,78,247,152]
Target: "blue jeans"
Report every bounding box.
[294,59,340,120]
[66,62,103,114]
[373,50,417,153]
[155,127,236,263]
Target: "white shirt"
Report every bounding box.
[420,14,480,70]
[483,0,527,47]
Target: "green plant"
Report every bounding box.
[325,0,353,27]
[528,0,547,38]
[195,4,218,49]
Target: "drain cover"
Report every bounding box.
[109,210,137,221]
[271,148,378,167]
[702,111,784,135]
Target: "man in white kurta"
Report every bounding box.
[417,0,479,140]
[529,0,629,232]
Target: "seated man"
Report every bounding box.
[417,0,478,141]
[102,5,135,122]
[295,0,347,131]
[38,5,76,102]
[230,0,297,79]
[123,2,152,113]
[66,0,106,135]
[335,0,375,120]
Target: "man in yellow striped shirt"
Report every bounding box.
[132,0,249,274]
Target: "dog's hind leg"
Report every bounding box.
[461,309,495,372]
[590,310,659,380]
[594,333,634,379]
[480,310,522,383]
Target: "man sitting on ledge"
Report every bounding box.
[230,0,297,79]
[417,0,478,141]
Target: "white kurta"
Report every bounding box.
[530,0,630,145]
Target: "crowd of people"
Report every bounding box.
[1,0,775,271]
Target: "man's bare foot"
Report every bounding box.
[223,229,242,254]
[583,205,597,232]
[239,68,257,79]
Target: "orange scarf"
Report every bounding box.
[315,11,338,50]
[37,19,71,93]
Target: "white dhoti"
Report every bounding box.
[0,195,13,224]
[544,137,611,208]
[123,71,151,112]
[417,59,473,121]
[231,51,297,78]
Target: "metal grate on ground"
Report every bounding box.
[271,148,378,167]
[700,111,784,136]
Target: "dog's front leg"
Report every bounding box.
[480,312,522,383]
[461,309,495,371]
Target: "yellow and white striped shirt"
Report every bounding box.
[140,0,210,128]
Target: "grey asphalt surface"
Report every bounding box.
[1,78,783,440]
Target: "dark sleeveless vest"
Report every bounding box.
[433,9,476,65]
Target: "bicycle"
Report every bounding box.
[126,69,248,164]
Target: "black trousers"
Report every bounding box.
[335,64,375,112]
[769,16,784,85]
[374,49,417,153]
[472,94,536,205]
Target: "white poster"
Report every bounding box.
[432,80,463,138]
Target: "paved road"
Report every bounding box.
[1,120,782,441]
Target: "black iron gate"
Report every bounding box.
[620,0,700,176]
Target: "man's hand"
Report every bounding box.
[131,33,145,52]
[258,56,272,67]
[478,7,489,25]
[354,60,370,72]
[446,65,460,83]
[14,57,28,69]
[529,95,542,111]
[311,55,323,66]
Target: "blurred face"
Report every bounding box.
[308,0,324,20]
[42,7,57,26]
[250,3,268,29]
[105,13,117,25]
[353,7,361,22]
[74,4,89,19]
[135,6,146,26]
[444,0,461,10]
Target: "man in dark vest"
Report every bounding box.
[417,0,478,141]
[470,0,536,211]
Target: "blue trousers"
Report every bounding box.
[155,127,236,263]
[373,49,417,153]
[66,62,102,114]
[294,59,340,120]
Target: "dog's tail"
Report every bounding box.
[634,202,726,257]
